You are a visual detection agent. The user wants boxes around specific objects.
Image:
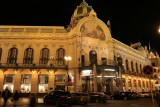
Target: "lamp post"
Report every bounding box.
[64,56,72,91]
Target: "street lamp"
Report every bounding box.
[64,56,72,91]
[158,26,160,33]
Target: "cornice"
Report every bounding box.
[112,38,146,60]
[0,25,71,40]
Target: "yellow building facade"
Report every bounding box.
[0,1,159,94]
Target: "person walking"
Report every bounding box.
[1,87,12,107]
[29,93,36,107]
[12,90,20,107]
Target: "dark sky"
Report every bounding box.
[0,0,160,53]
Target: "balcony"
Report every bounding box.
[79,59,116,67]
[0,63,66,70]
[78,59,117,72]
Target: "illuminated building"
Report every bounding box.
[0,1,159,94]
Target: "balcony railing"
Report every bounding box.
[79,59,116,67]
[0,59,116,70]
[121,70,146,77]
[0,63,66,70]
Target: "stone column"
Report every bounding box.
[87,77,90,92]
[0,71,4,91]
[17,48,24,64]
[135,79,138,92]
[33,47,40,64]
[14,71,21,92]
[131,78,133,91]
[144,80,146,91]
[93,64,97,92]
[31,72,38,94]
[1,46,9,63]
[75,69,82,92]
[141,79,143,91]
[125,77,129,91]
[48,72,55,92]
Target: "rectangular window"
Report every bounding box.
[5,74,14,83]
[39,74,48,84]
[81,55,85,66]
[21,74,31,84]
[101,58,107,65]
[55,75,65,82]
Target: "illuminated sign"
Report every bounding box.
[81,70,92,76]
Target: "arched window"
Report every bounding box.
[101,57,107,65]
[23,48,34,64]
[56,48,65,66]
[40,48,49,64]
[117,57,122,66]
[0,48,2,62]
[135,63,138,73]
[131,61,134,72]
[7,48,18,64]
[125,59,129,72]
[89,50,97,66]
[140,64,142,74]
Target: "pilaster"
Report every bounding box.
[31,72,38,93]
[48,73,55,92]
[14,71,21,92]
[0,71,4,91]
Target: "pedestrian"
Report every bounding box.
[12,90,20,107]
[29,93,36,107]
[1,87,12,107]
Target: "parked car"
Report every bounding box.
[131,92,140,99]
[111,92,139,100]
[71,92,90,105]
[104,92,113,100]
[43,90,73,105]
[138,92,152,98]
[89,92,107,103]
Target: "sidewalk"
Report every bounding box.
[0,97,44,106]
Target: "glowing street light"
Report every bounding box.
[64,56,72,61]
[158,26,160,33]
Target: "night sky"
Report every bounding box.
[0,0,160,53]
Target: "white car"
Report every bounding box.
[139,92,151,97]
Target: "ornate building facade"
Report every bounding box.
[0,1,159,94]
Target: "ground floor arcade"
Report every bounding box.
[121,74,157,92]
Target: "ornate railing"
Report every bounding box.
[79,59,116,67]
[0,59,116,71]
[0,63,66,70]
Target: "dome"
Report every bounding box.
[66,0,94,31]
[73,0,93,18]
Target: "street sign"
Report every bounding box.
[142,65,154,76]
